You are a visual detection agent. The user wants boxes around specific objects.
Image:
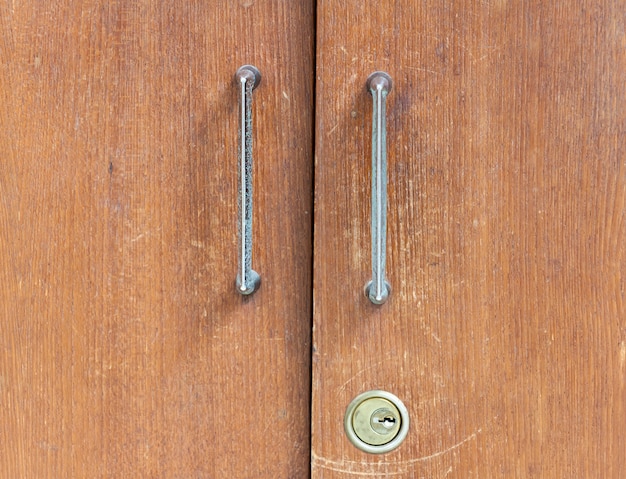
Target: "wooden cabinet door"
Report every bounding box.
[312,1,625,477]
[0,1,314,477]
[2,1,625,478]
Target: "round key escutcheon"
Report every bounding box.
[344,390,410,454]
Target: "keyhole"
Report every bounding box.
[370,408,399,435]
[376,416,396,429]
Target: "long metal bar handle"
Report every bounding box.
[235,65,261,295]
[365,72,392,305]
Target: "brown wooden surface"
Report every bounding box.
[312,1,626,477]
[0,1,314,477]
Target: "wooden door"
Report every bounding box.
[0,1,314,477]
[2,1,625,478]
[312,1,625,477]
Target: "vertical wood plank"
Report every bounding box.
[312,1,625,477]
[0,1,314,477]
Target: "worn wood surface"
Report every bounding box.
[0,1,314,477]
[312,1,626,477]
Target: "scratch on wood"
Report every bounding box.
[191,240,205,249]
[312,429,481,475]
[254,336,285,342]
[405,65,443,76]
[335,358,393,397]
[37,441,59,452]
[310,460,406,477]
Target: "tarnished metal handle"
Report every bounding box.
[235,65,261,295]
[365,72,392,305]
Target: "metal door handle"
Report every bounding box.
[365,72,392,304]
[235,65,261,295]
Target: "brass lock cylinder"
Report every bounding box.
[344,390,410,454]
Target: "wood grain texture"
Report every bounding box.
[312,1,625,477]
[0,1,314,477]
